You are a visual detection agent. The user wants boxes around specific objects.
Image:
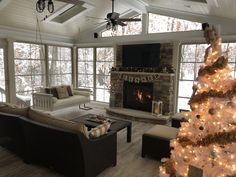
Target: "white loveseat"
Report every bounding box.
[32,87,91,111]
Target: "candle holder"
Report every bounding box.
[152,100,163,116]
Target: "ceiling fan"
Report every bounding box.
[89,0,141,31]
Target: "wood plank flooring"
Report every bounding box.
[0,102,162,177]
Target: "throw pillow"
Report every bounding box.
[28,109,89,138]
[66,85,73,96]
[56,86,69,99]
[0,104,29,117]
[89,122,111,138]
[45,87,59,98]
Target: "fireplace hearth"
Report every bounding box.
[123,81,153,112]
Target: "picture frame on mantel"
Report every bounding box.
[152,101,163,116]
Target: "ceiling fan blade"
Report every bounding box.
[93,21,107,26]
[55,0,84,5]
[117,21,127,26]
[86,16,107,20]
[118,18,141,22]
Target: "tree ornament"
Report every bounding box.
[208,108,216,115]
[210,150,218,159]
[199,126,204,130]
[227,101,236,108]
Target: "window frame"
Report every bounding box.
[77,46,114,103]
[48,45,73,87]
[14,42,46,97]
[148,12,202,34]
[177,41,236,111]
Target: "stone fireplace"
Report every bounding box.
[109,43,175,115]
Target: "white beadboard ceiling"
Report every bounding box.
[0,0,235,39]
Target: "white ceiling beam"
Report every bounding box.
[0,0,12,11]
[206,0,219,8]
[118,0,148,14]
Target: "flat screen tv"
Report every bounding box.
[122,43,161,68]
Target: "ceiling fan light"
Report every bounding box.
[106,22,111,30]
[112,24,117,31]
[48,0,54,13]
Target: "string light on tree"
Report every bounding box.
[159,23,236,176]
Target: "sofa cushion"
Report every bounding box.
[56,86,69,99]
[66,85,73,96]
[28,109,88,138]
[53,95,89,109]
[45,87,59,98]
[144,124,178,140]
[89,122,111,138]
[0,104,29,117]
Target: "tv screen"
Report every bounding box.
[122,43,161,68]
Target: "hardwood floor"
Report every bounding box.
[0,102,161,177]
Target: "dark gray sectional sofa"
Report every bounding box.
[0,111,117,177]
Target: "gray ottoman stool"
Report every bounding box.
[141,124,178,160]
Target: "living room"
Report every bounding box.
[0,0,236,177]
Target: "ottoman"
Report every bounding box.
[141,124,178,160]
[171,112,190,128]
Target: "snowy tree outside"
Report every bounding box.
[148,13,202,33]
[0,48,6,102]
[78,47,114,102]
[96,47,114,102]
[178,42,236,111]
[48,46,72,86]
[14,42,45,105]
[78,48,94,96]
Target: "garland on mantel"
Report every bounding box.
[117,73,161,83]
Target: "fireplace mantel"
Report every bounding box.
[110,71,175,84]
[110,71,174,76]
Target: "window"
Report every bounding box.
[177,42,236,111]
[148,13,202,33]
[14,42,45,106]
[96,47,114,102]
[48,46,72,86]
[0,48,6,102]
[78,48,94,94]
[77,47,114,102]
[101,15,142,37]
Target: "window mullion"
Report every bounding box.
[93,47,96,101]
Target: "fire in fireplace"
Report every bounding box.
[123,81,153,112]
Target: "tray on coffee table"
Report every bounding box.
[71,114,132,143]
[84,114,114,124]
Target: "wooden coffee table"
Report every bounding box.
[72,114,132,143]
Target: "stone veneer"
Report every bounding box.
[110,43,175,115]
[110,72,175,114]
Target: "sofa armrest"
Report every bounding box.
[81,131,117,176]
[32,93,54,111]
[72,89,91,97]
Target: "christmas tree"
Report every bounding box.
[159,24,236,177]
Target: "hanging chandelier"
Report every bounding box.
[36,0,54,13]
